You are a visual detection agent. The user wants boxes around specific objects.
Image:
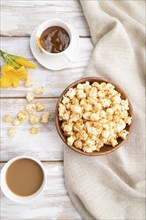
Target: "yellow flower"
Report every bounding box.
[0,64,28,88]
[15,57,35,69]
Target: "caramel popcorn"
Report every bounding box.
[25,103,35,114]
[26,92,34,102]
[34,86,44,95]
[17,110,27,121]
[24,78,33,87]
[12,119,21,126]
[3,115,11,122]
[30,127,39,135]
[29,114,39,124]
[8,128,16,137]
[36,102,45,111]
[58,81,132,153]
[41,111,51,124]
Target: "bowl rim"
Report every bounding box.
[55,77,133,156]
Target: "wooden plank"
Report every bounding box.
[1,98,65,161]
[0,162,82,220]
[0,37,93,98]
[1,0,89,37]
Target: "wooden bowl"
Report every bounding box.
[55,77,133,156]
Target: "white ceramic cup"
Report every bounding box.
[0,156,47,204]
[36,19,74,62]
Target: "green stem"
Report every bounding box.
[0,50,21,69]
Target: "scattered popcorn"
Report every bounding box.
[8,128,16,137]
[24,78,33,87]
[58,81,132,153]
[17,110,27,121]
[3,115,11,122]
[36,102,45,111]
[40,111,50,124]
[3,83,51,135]
[25,103,35,114]
[12,119,21,126]
[30,127,39,135]
[34,86,44,95]
[29,114,39,124]
[26,92,34,102]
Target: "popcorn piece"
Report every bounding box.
[83,81,91,93]
[67,136,75,146]
[63,124,73,132]
[101,99,111,108]
[24,78,32,87]
[106,108,114,115]
[116,119,126,132]
[94,103,102,110]
[41,111,50,124]
[111,138,118,147]
[87,126,98,135]
[100,110,106,118]
[119,130,129,139]
[125,116,132,125]
[66,88,76,99]
[58,103,66,116]
[36,102,45,111]
[71,97,79,105]
[30,127,39,135]
[61,112,70,121]
[112,94,121,104]
[12,119,21,126]
[70,113,80,122]
[83,112,91,120]
[8,128,16,137]
[77,83,84,90]
[3,115,11,122]
[76,90,86,99]
[83,104,92,111]
[74,140,83,149]
[92,82,99,88]
[80,99,87,106]
[17,110,27,121]
[62,96,70,105]
[102,130,110,138]
[89,87,98,98]
[90,113,99,121]
[105,83,115,90]
[34,86,44,95]
[26,93,34,103]
[71,105,82,114]
[25,103,35,114]
[80,130,88,141]
[29,114,39,124]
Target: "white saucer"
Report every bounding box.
[30,27,80,70]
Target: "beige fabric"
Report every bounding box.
[64,0,145,219]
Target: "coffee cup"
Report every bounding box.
[0,156,47,203]
[36,19,75,62]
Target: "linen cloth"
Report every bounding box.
[64,0,145,219]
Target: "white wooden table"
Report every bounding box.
[1,1,93,219]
